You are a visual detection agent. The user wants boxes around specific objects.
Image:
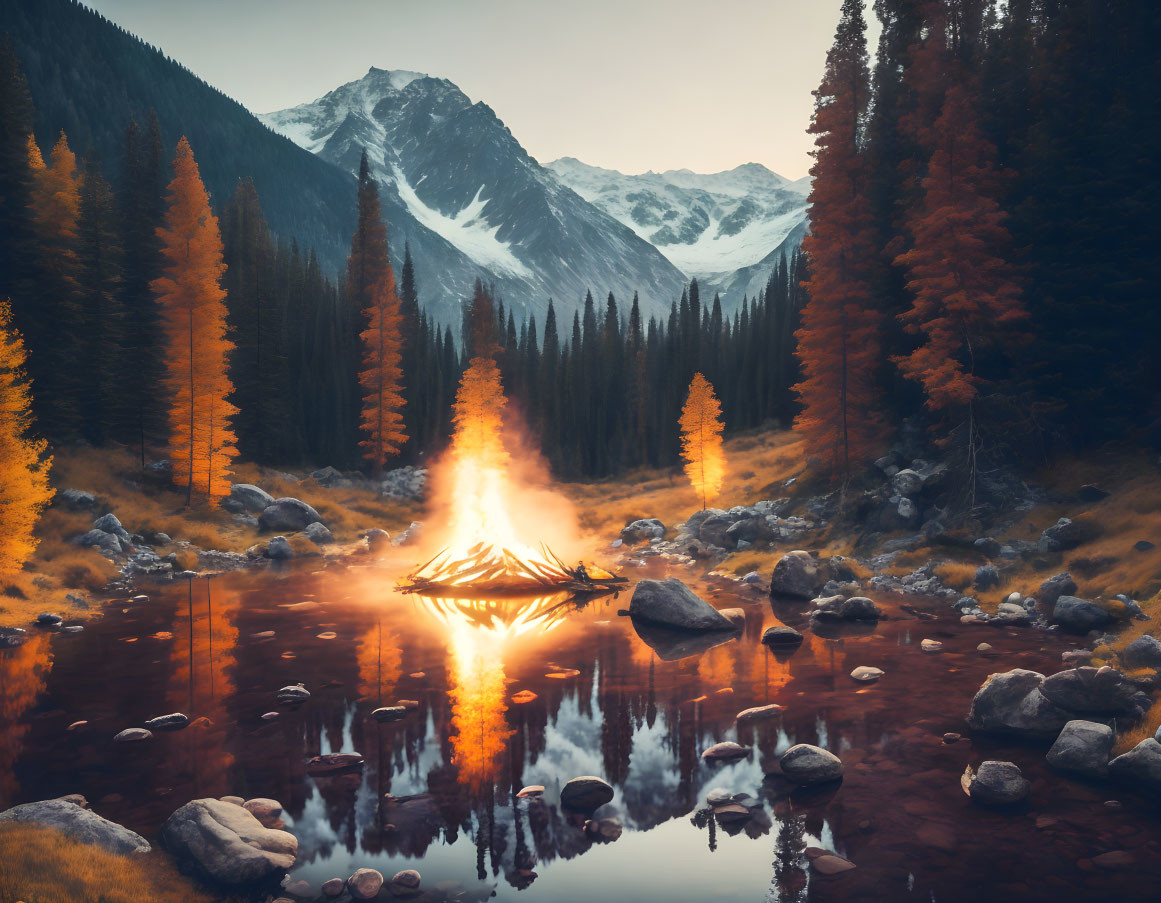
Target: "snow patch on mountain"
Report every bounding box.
[392,169,531,278]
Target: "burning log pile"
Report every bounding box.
[399,542,625,597]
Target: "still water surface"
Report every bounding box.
[2,558,1159,902]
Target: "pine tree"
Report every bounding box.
[358,264,408,474]
[794,0,885,483]
[0,38,35,311]
[0,298,53,574]
[679,372,725,510]
[152,137,238,502]
[24,131,84,438]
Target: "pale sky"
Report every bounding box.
[87,0,872,180]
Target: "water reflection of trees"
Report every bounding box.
[0,634,53,807]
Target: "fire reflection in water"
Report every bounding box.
[416,593,575,788]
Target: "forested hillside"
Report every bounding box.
[0,0,355,270]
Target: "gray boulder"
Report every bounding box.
[891,469,924,497]
[1040,666,1149,717]
[302,522,335,545]
[770,551,826,599]
[1038,572,1078,606]
[1053,596,1111,633]
[966,669,1073,738]
[968,761,1029,806]
[697,513,738,550]
[92,513,129,538]
[1121,634,1161,670]
[1046,720,1114,779]
[380,465,427,501]
[974,565,1000,589]
[259,498,322,532]
[778,744,843,785]
[161,798,297,886]
[840,597,881,621]
[0,798,150,854]
[1040,517,1087,552]
[311,466,351,488]
[560,776,614,811]
[1108,739,1161,796]
[60,488,97,509]
[229,483,275,514]
[266,536,293,560]
[620,519,666,544]
[629,579,735,632]
[762,625,804,647]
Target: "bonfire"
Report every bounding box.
[397,355,624,597]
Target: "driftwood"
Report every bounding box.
[398,541,626,597]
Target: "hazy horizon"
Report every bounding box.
[83,0,874,180]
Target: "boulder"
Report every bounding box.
[778,744,843,785]
[92,513,129,537]
[347,868,385,900]
[277,683,310,704]
[974,565,1000,589]
[840,597,881,621]
[891,469,925,497]
[113,728,152,743]
[380,465,427,501]
[968,761,1029,806]
[161,798,296,886]
[628,578,735,631]
[701,741,751,762]
[0,798,150,855]
[302,522,335,545]
[321,878,345,896]
[259,498,322,532]
[560,776,614,811]
[60,488,97,509]
[697,513,738,550]
[1053,596,1111,633]
[762,625,804,647]
[1121,634,1161,670]
[770,551,826,599]
[1108,739,1161,796]
[266,536,293,560]
[718,607,747,628]
[1040,517,1088,552]
[966,669,1073,738]
[1046,720,1114,779]
[1038,572,1078,606]
[311,466,350,488]
[620,518,665,544]
[372,706,407,723]
[1040,666,1148,717]
[229,484,275,514]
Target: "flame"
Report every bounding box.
[401,356,621,594]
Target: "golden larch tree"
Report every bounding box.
[0,298,53,574]
[151,137,238,503]
[679,372,725,510]
[359,268,407,473]
[452,356,508,469]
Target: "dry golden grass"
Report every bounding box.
[0,823,240,903]
[563,429,805,544]
[934,561,978,591]
[1112,693,1161,757]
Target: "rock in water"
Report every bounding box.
[303,521,335,545]
[267,536,293,559]
[258,498,323,532]
[966,669,1073,739]
[628,578,735,631]
[778,744,843,785]
[113,728,152,743]
[850,666,884,683]
[968,761,1029,807]
[277,683,310,704]
[347,868,385,900]
[1053,596,1111,633]
[560,776,614,811]
[701,741,751,762]
[762,625,804,647]
[372,706,407,723]
[161,798,297,886]
[1039,666,1148,717]
[306,753,364,776]
[1046,720,1114,779]
[620,518,666,544]
[0,798,150,854]
[770,551,825,599]
[144,713,189,730]
[1038,572,1078,606]
[736,704,784,725]
[840,597,881,621]
[390,869,422,894]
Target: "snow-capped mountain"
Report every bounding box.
[260,68,687,326]
[547,157,810,309]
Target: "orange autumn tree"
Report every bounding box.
[152,137,238,503]
[679,372,725,510]
[452,355,508,467]
[358,267,407,473]
[895,78,1026,485]
[0,298,53,574]
[794,0,885,484]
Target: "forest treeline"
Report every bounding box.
[796,0,1160,491]
[1,0,1159,502]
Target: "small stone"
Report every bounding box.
[560,776,614,811]
[516,785,545,798]
[1092,850,1134,869]
[144,713,189,730]
[812,854,856,875]
[372,706,407,723]
[347,868,385,900]
[779,744,843,784]
[701,741,751,762]
[277,683,310,703]
[260,712,279,721]
[67,720,88,731]
[968,760,1029,806]
[36,612,63,627]
[977,643,993,653]
[396,699,420,710]
[850,665,884,683]
[391,868,422,891]
[113,728,152,743]
[736,703,784,724]
[321,877,345,896]
[920,639,942,652]
[762,625,804,647]
[942,732,961,744]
